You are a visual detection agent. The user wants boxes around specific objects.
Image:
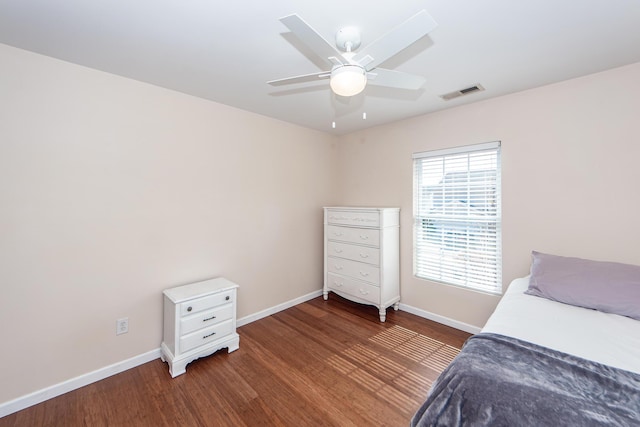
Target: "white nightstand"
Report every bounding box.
[161,277,240,377]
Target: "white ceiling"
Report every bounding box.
[1,1,640,135]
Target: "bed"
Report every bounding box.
[411,252,640,426]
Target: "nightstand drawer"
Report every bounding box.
[327,241,380,265]
[326,225,380,247]
[327,273,380,305]
[180,290,234,316]
[180,303,234,335]
[327,256,380,285]
[180,319,234,354]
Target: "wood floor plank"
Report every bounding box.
[231,335,364,427]
[0,295,472,426]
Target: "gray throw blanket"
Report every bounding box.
[411,333,640,426]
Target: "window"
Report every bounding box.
[413,142,502,294]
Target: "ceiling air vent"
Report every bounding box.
[440,84,485,101]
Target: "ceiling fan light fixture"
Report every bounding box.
[330,65,367,97]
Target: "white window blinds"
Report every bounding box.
[413,142,502,294]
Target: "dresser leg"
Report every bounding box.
[323,291,328,301]
[379,307,386,322]
[393,302,400,311]
[169,360,187,378]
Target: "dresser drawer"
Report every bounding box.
[180,303,234,335]
[326,225,380,247]
[180,289,234,316]
[326,210,379,227]
[180,319,234,354]
[327,241,380,266]
[327,256,380,285]
[327,273,380,304]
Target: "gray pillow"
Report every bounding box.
[525,251,640,320]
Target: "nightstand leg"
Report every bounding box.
[323,290,328,301]
[393,302,400,311]
[379,307,386,322]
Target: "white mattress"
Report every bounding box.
[482,276,640,375]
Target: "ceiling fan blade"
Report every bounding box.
[280,14,348,67]
[367,68,426,90]
[268,71,330,86]
[353,10,437,71]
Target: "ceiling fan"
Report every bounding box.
[268,10,438,97]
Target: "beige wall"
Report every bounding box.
[0,44,337,403]
[334,61,640,328]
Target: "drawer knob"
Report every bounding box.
[333,280,343,287]
[359,235,369,240]
[359,289,369,295]
[187,306,193,312]
[334,248,343,253]
[334,265,343,270]
[359,253,369,258]
[203,332,216,339]
[359,271,369,277]
[225,296,230,301]
[203,315,216,322]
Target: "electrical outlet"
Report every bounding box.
[116,317,129,335]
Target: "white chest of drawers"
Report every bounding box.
[324,207,400,322]
[161,277,240,377]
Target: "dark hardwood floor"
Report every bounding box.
[1,294,471,426]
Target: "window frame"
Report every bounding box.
[412,141,502,295]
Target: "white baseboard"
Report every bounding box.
[237,289,323,327]
[0,348,161,418]
[0,290,324,418]
[398,303,482,335]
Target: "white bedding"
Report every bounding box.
[482,276,640,375]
